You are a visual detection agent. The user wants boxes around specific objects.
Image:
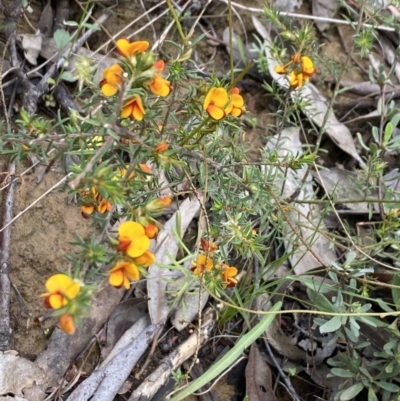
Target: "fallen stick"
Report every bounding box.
[128,308,215,401]
[0,162,16,351]
[67,323,163,401]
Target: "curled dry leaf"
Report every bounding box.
[17,34,43,65]
[252,16,366,168]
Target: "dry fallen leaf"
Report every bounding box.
[245,344,279,401]
[264,127,337,273]
[17,34,43,65]
[313,167,379,214]
[0,351,46,398]
[147,196,201,325]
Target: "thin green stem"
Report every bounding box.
[179,118,210,146]
[227,0,234,86]
[166,0,188,47]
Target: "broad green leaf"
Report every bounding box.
[357,315,388,328]
[60,71,77,82]
[54,29,70,50]
[319,316,342,333]
[384,122,393,145]
[368,386,379,401]
[306,287,336,313]
[376,381,400,392]
[375,298,394,313]
[330,368,355,378]
[392,274,400,310]
[340,383,364,400]
[169,302,282,401]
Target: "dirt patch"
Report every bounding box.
[7,170,92,359]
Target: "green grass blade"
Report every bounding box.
[169,301,282,401]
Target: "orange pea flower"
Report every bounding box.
[191,254,213,275]
[148,60,172,97]
[221,264,238,288]
[59,314,75,334]
[108,261,140,289]
[116,38,149,57]
[121,96,145,121]
[133,250,155,267]
[100,64,124,96]
[81,204,95,217]
[117,221,151,258]
[275,53,316,89]
[203,87,233,120]
[144,222,159,239]
[98,198,112,214]
[229,87,245,117]
[40,274,80,310]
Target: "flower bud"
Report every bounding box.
[141,52,156,70]
[155,143,169,153]
[293,52,301,63]
[144,222,158,239]
[59,314,75,334]
[145,197,172,212]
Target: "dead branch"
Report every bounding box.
[67,323,163,401]
[0,162,16,351]
[128,308,215,401]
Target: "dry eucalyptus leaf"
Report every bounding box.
[264,127,336,273]
[312,0,339,32]
[17,34,43,65]
[147,196,201,325]
[313,167,379,214]
[100,298,148,361]
[37,0,54,37]
[245,344,279,401]
[0,351,45,397]
[169,272,209,331]
[252,16,365,168]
